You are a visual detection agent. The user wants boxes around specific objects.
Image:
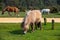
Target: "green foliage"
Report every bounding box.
[48,6,59,13]
[20,7,27,12]
[0,0,2,2]
[1,0,60,10]
[0,6,2,11]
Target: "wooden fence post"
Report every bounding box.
[52,19,54,30]
[44,18,47,25]
[40,21,42,30]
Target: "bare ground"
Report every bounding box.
[0,18,60,23]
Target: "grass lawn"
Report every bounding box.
[0,23,60,40]
[42,13,60,18]
[0,11,60,18]
[0,11,26,18]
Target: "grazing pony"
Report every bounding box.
[21,10,42,34]
[41,9,50,14]
[2,6,19,16]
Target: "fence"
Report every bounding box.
[39,18,55,30]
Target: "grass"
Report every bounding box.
[0,11,26,18]
[0,23,60,40]
[42,13,60,18]
[0,11,60,18]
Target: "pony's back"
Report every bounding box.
[24,10,42,24]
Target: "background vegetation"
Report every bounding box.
[0,0,60,12]
[0,0,60,17]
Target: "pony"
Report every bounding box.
[41,9,50,14]
[21,10,42,34]
[2,6,19,16]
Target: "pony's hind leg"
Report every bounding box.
[37,21,42,30]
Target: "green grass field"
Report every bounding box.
[0,23,60,40]
[0,11,60,18]
[42,13,60,18]
[0,11,26,18]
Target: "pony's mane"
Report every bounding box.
[23,10,32,25]
[23,10,42,25]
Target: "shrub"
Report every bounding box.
[19,7,27,12]
[48,6,59,13]
[0,6,2,10]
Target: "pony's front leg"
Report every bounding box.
[35,22,38,30]
[15,12,20,17]
[8,12,11,16]
[30,23,35,32]
[37,21,42,30]
[14,12,16,16]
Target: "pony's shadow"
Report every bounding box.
[9,30,24,35]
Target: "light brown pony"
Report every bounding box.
[21,10,42,34]
[2,6,19,16]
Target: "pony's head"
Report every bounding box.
[21,22,29,34]
[21,16,30,34]
[2,7,7,15]
[2,6,11,15]
[2,10,5,15]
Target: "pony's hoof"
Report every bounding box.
[23,32,26,34]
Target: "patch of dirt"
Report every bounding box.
[0,18,60,23]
